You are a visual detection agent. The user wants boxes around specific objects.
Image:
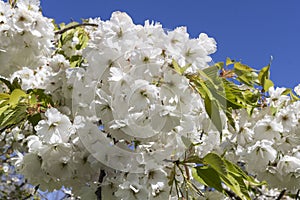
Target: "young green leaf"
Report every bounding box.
[258,65,273,92]
[263,79,274,92]
[9,89,27,106]
[226,57,234,66]
[234,62,254,73]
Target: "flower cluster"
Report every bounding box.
[72,11,218,173]
[14,108,106,199]
[223,87,300,192]
[0,0,54,76]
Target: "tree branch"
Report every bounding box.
[54,23,98,35]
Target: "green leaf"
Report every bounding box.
[290,92,300,101]
[226,57,234,66]
[0,93,10,100]
[263,79,274,92]
[221,172,250,200]
[171,59,191,75]
[77,29,89,49]
[0,77,21,92]
[202,63,222,85]
[222,79,258,108]
[258,65,273,92]
[183,155,203,164]
[203,153,227,175]
[11,78,22,90]
[192,166,224,192]
[0,77,12,90]
[187,59,262,136]
[9,89,27,106]
[190,153,264,200]
[280,88,300,101]
[62,31,75,45]
[168,168,176,186]
[0,105,9,117]
[235,72,258,87]
[59,22,66,29]
[281,88,291,96]
[69,55,84,68]
[198,69,218,90]
[0,93,10,108]
[204,95,223,134]
[0,104,27,128]
[258,65,270,81]
[27,113,42,127]
[223,159,264,187]
[27,89,53,108]
[234,62,254,73]
[181,63,192,74]
[215,62,224,69]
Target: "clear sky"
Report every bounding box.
[41,0,300,88]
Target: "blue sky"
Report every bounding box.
[41,1,300,88]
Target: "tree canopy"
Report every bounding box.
[1,0,300,199]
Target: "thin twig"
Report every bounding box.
[296,189,300,200]
[276,189,286,200]
[95,169,106,200]
[55,23,98,35]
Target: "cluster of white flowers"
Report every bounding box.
[69,11,220,198]
[0,0,54,76]
[222,86,300,192]
[1,0,300,199]
[14,108,102,195]
[73,11,218,173]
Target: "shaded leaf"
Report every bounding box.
[203,153,227,175]
[27,113,42,127]
[0,77,21,92]
[221,172,250,200]
[204,95,223,134]
[192,166,223,192]
[183,155,203,164]
[0,104,27,128]
[223,159,264,187]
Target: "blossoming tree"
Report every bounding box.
[1,0,300,199]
